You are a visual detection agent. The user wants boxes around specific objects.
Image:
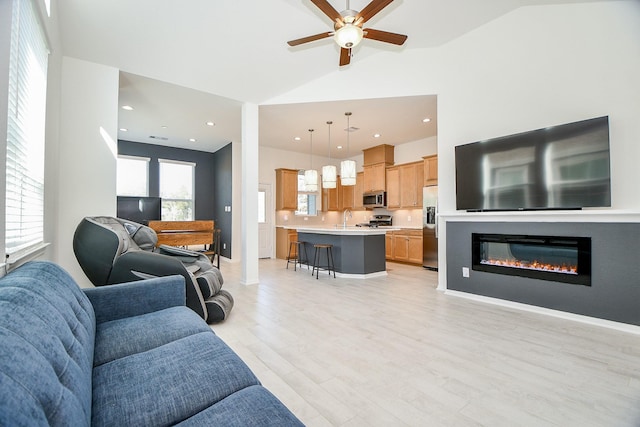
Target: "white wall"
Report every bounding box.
[56,57,119,286]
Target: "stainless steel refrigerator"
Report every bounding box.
[423,186,438,270]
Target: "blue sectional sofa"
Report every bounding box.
[0,261,303,426]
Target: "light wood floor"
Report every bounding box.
[212,259,640,426]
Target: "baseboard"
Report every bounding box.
[444,289,640,336]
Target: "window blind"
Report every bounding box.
[5,0,49,257]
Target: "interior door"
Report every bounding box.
[258,184,272,258]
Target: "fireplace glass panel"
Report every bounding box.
[472,233,591,286]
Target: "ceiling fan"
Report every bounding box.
[287,0,407,66]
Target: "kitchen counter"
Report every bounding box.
[295,227,388,278]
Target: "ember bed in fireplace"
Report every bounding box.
[472,233,591,286]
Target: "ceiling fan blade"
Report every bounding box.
[287,32,333,46]
[310,0,343,25]
[339,48,351,66]
[355,0,394,25]
[363,28,407,45]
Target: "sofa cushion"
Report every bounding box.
[93,306,211,366]
[0,261,95,427]
[92,332,261,426]
[175,385,304,426]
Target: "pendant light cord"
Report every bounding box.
[345,112,352,157]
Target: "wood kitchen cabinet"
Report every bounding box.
[363,144,394,166]
[341,179,354,210]
[353,172,364,210]
[322,176,342,211]
[385,161,424,209]
[423,154,438,186]
[385,232,394,259]
[363,163,386,193]
[385,166,400,209]
[275,168,298,211]
[276,227,298,259]
[386,229,422,265]
[400,161,424,208]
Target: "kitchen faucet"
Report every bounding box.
[343,209,352,228]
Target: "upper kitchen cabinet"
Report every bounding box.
[275,168,298,210]
[386,161,424,209]
[363,163,387,193]
[353,172,364,210]
[363,144,394,166]
[423,155,438,186]
[341,178,354,210]
[400,161,424,208]
[322,176,342,212]
[386,166,400,209]
[362,144,394,193]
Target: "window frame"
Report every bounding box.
[295,170,319,216]
[158,158,196,221]
[3,0,51,269]
[116,155,150,197]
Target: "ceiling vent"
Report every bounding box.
[149,135,169,141]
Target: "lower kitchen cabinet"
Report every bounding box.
[276,227,298,259]
[385,229,422,265]
[385,232,394,259]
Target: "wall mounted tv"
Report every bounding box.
[116,196,162,224]
[455,116,611,212]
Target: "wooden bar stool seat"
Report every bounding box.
[286,241,308,271]
[311,244,336,279]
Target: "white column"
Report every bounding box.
[241,103,259,285]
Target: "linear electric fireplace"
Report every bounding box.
[472,233,591,286]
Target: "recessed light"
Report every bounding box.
[189,138,197,142]
[121,105,134,111]
[337,145,343,150]
[294,137,301,141]
[422,118,431,123]
[206,121,215,127]
[119,128,128,132]
[373,133,381,138]
[161,125,168,129]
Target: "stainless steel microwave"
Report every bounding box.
[363,191,386,208]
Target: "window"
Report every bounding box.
[117,155,149,196]
[295,171,318,216]
[159,159,194,221]
[5,0,49,259]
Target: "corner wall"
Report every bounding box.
[56,57,119,286]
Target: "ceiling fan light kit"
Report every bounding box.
[334,24,363,49]
[288,0,407,66]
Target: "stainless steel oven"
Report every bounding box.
[363,191,386,208]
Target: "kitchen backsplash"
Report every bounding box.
[276,208,422,228]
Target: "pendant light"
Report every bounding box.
[340,112,357,186]
[322,121,337,189]
[304,129,318,192]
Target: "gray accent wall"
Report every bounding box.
[446,221,640,326]
[118,140,233,258]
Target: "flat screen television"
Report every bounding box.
[455,116,611,211]
[116,196,162,224]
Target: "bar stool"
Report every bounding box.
[311,243,336,279]
[286,241,308,271]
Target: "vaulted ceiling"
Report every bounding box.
[57,0,613,155]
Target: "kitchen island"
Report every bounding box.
[294,226,390,278]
